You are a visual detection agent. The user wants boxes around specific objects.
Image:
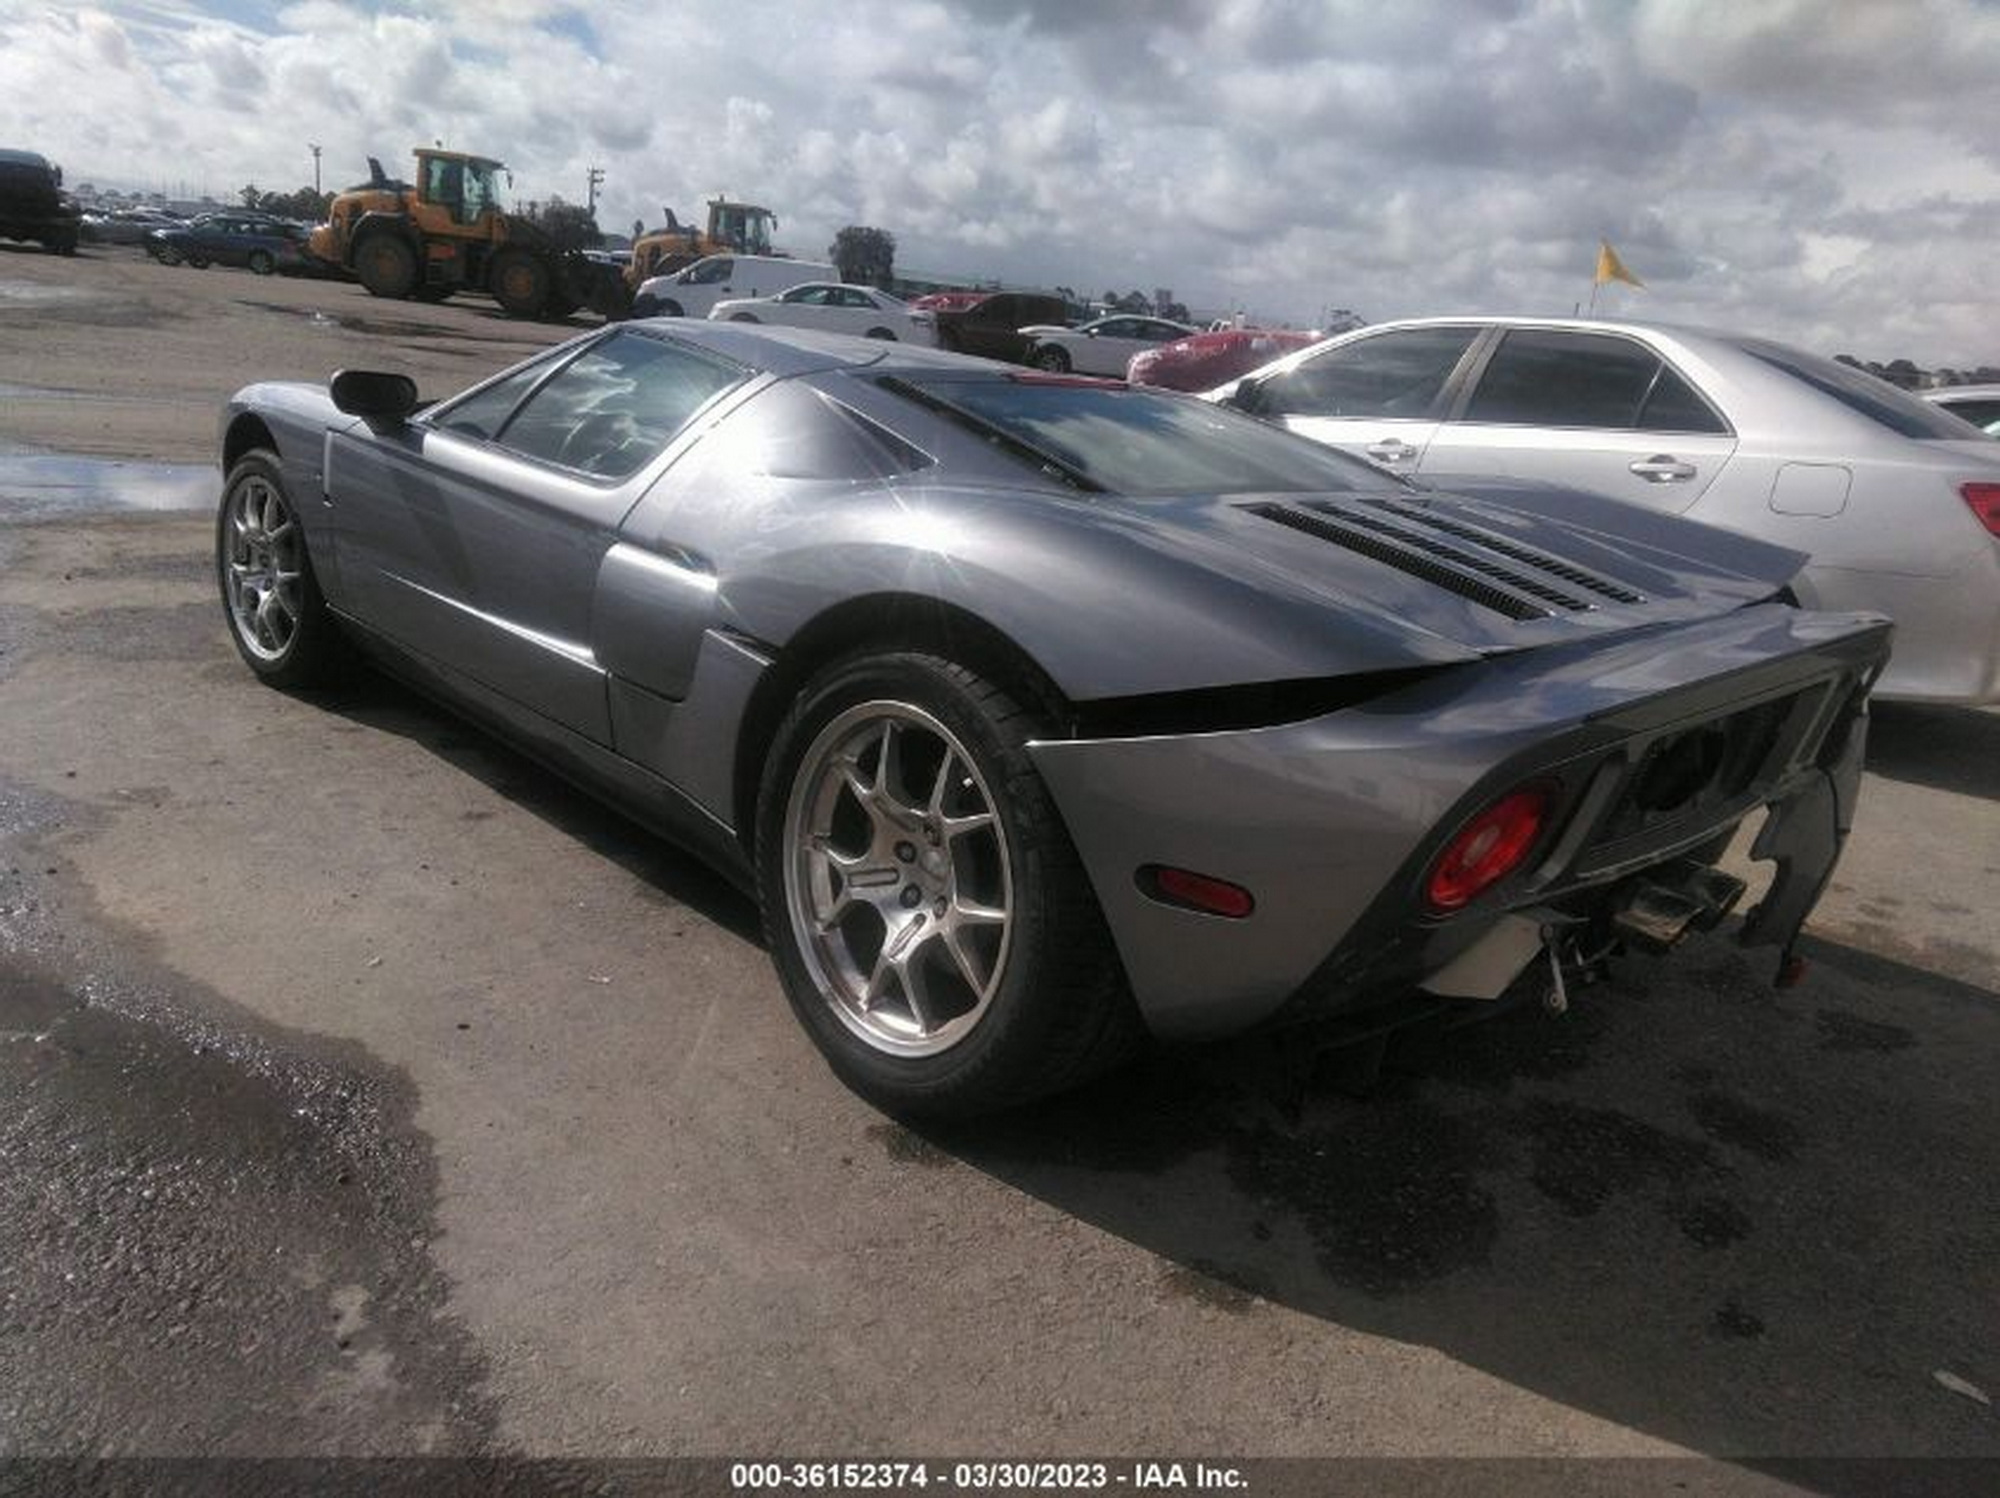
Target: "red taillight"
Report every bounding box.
[1141,865,1256,919]
[1962,483,2000,538]
[1424,786,1550,913]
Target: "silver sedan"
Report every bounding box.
[1209,317,2000,704]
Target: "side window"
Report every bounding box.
[1256,326,1477,420]
[1463,329,1723,432]
[686,258,733,286]
[432,359,555,442]
[486,331,747,479]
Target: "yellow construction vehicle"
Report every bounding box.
[625,197,781,288]
[308,149,621,319]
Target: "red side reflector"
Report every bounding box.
[1961,483,2000,538]
[1141,865,1256,919]
[1424,785,1550,913]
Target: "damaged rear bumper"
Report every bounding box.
[1031,603,1890,1040]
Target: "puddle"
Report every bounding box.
[0,279,92,307]
[0,453,215,517]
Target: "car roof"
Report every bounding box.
[622,319,996,377]
[1925,384,2000,401]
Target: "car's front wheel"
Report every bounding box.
[757,652,1136,1116]
[247,249,276,275]
[216,451,343,689]
[1033,345,1071,372]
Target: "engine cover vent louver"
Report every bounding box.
[1244,498,1644,621]
[1368,497,1646,605]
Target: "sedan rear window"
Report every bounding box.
[884,375,1388,495]
[1737,340,1973,440]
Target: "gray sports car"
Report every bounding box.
[216,323,1891,1116]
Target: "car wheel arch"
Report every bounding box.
[222,412,281,475]
[730,592,1072,853]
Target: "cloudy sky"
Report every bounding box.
[3,0,1996,365]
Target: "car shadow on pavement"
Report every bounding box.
[915,931,2000,1467]
[1866,703,2000,800]
[302,666,762,945]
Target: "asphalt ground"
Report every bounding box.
[0,242,1996,1490]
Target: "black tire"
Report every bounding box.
[864,326,897,340]
[544,291,582,319]
[247,248,276,276]
[355,234,417,299]
[489,249,550,318]
[215,450,344,689]
[756,652,1138,1117]
[152,244,183,266]
[656,297,684,318]
[186,253,209,270]
[1032,345,1071,372]
[728,312,759,323]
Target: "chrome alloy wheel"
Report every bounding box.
[221,470,304,663]
[783,700,1014,1058]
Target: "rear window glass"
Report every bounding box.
[1738,340,1972,440]
[885,375,1388,495]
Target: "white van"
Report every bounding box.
[630,254,837,319]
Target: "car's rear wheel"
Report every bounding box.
[247,249,276,276]
[216,451,343,689]
[355,234,417,299]
[185,253,209,269]
[1033,345,1071,372]
[757,652,1137,1116]
[152,244,183,266]
[728,312,760,322]
[864,326,897,340]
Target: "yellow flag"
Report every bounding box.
[1595,240,1644,288]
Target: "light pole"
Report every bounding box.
[309,143,321,195]
[586,165,603,216]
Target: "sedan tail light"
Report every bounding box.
[1424,784,1551,913]
[1962,482,2000,538]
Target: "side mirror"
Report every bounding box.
[1227,377,1265,414]
[331,369,419,428]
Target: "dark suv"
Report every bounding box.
[931,292,1068,364]
[0,148,81,255]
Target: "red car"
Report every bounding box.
[1126,327,1318,392]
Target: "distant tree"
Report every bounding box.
[1321,307,1366,334]
[829,225,896,288]
[239,183,262,208]
[253,185,333,221]
[523,194,602,251]
[1834,353,1863,368]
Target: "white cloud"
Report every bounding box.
[0,0,1993,363]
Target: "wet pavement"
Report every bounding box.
[0,453,213,518]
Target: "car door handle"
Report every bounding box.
[1629,454,1697,482]
[1365,439,1420,463]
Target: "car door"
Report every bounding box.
[326,329,748,744]
[1419,327,1738,512]
[776,284,838,331]
[1243,324,1484,473]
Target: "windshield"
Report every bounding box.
[885,375,1392,495]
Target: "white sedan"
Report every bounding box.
[1207,315,2000,704]
[1022,315,1196,376]
[708,282,932,342]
